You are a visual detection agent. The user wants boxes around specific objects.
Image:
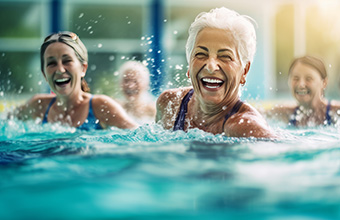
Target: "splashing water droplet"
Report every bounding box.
[175,65,183,70]
[97,43,102,48]
[109,55,115,61]
[79,13,84,18]
[173,30,178,35]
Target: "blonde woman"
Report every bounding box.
[12,32,137,130]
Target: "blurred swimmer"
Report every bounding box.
[267,55,340,127]
[118,61,156,124]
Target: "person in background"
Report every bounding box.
[156,7,277,138]
[118,60,156,124]
[266,55,340,127]
[10,31,138,130]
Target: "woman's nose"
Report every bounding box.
[298,79,306,87]
[205,57,219,74]
[56,62,66,74]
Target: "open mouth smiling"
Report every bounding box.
[201,77,225,89]
[295,90,309,95]
[55,77,71,86]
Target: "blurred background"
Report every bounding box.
[0,0,340,111]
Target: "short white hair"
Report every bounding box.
[185,7,257,67]
[119,60,150,87]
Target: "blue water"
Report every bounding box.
[0,119,340,220]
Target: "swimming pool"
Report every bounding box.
[0,119,339,220]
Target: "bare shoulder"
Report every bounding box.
[91,94,119,106]
[225,103,278,139]
[12,93,55,120]
[330,100,340,110]
[91,94,125,118]
[156,87,192,127]
[157,87,192,108]
[91,94,137,129]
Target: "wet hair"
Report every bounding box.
[185,7,257,68]
[289,55,327,79]
[118,61,150,88]
[40,31,90,92]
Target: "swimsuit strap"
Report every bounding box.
[42,97,56,124]
[290,100,332,126]
[77,95,103,130]
[289,106,299,126]
[221,100,244,130]
[325,100,332,125]
[173,89,194,131]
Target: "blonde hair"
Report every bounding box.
[289,55,327,79]
[40,32,90,92]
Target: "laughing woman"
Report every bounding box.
[156,7,276,138]
[266,55,340,127]
[11,32,137,130]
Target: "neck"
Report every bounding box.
[300,96,327,111]
[55,91,86,113]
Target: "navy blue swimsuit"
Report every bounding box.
[173,89,244,131]
[42,96,102,130]
[289,100,332,126]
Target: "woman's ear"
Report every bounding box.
[81,62,88,77]
[240,62,250,85]
[243,62,250,77]
[323,77,328,89]
[186,70,190,78]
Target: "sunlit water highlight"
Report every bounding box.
[0,118,340,220]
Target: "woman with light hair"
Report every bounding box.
[10,31,138,130]
[156,7,276,138]
[118,60,156,124]
[266,55,340,127]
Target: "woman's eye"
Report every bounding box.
[219,55,232,60]
[64,59,72,63]
[46,61,56,66]
[195,52,207,58]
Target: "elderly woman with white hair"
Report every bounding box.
[118,60,156,124]
[156,7,276,138]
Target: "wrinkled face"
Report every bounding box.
[43,42,87,96]
[189,28,246,104]
[121,70,146,99]
[289,62,326,106]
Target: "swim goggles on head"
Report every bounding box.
[44,31,78,43]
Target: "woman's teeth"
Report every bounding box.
[296,90,308,95]
[55,78,71,86]
[201,78,224,88]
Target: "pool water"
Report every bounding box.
[0,119,340,220]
